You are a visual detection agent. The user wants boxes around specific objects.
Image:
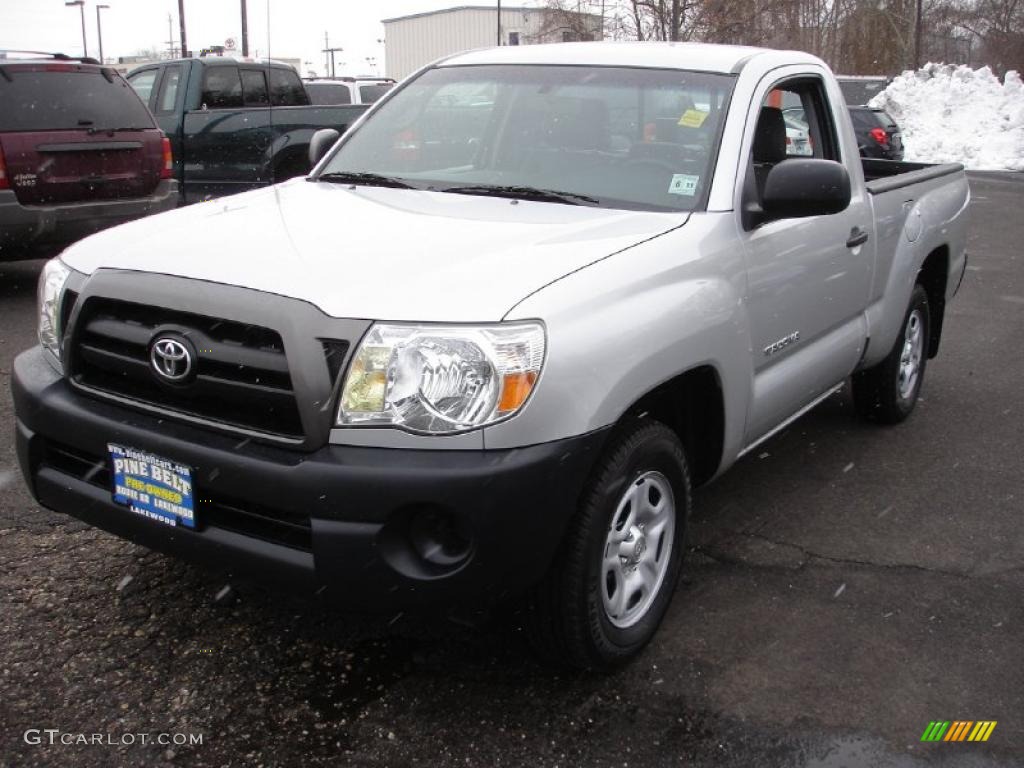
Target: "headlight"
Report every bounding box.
[338,322,545,434]
[38,258,72,359]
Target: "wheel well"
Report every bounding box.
[626,366,724,487]
[918,246,949,358]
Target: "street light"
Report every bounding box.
[96,4,109,64]
[65,0,87,59]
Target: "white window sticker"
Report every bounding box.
[668,174,699,197]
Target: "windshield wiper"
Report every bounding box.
[316,171,414,189]
[438,184,600,206]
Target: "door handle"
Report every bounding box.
[846,227,869,248]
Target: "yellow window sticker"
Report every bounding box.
[678,109,709,128]
[668,174,699,197]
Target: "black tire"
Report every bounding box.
[525,419,691,669]
[853,283,930,424]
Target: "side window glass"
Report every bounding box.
[269,69,309,107]
[240,69,270,106]
[156,66,182,113]
[127,69,158,107]
[201,67,243,110]
[760,81,839,163]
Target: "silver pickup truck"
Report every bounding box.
[13,42,969,668]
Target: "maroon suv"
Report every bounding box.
[0,55,178,261]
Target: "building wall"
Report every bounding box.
[383,7,601,81]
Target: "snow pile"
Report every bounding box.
[869,63,1024,171]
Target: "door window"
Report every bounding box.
[127,69,158,108]
[201,67,243,109]
[241,69,270,106]
[156,66,182,113]
[760,79,839,162]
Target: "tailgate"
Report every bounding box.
[0,130,163,205]
[0,64,161,205]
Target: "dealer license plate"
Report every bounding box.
[108,443,196,529]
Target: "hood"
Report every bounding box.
[60,178,687,321]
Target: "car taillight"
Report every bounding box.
[870,127,889,146]
[160,137,173,179]
[0,145,8,190]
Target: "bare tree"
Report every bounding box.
[542,0,1019,74]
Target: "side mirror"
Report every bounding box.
[309,128,340,168]
[762,159,851,221]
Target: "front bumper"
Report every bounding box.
[0,180,179,261]
[12,347,606,610]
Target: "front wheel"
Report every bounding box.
[853,283,931,424]
[525,419,691,668]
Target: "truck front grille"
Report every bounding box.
[69,298,305,439]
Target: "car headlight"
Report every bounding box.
[38,258,72,359]
[338,322,545,434]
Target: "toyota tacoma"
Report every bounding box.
[13,42,969,667]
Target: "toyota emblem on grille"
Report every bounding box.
[150,337,193,383]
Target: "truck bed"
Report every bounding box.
[862,158,965,194]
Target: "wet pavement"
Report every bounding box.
[1,173,1021,767]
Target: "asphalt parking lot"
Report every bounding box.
[1,172,1021,768]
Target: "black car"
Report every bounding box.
[850,106,904,160]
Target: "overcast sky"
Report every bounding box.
[0,0,530,76]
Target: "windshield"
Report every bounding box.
[318,64,735,212]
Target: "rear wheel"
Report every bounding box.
[525,419,690,668]
[853,283,930,424]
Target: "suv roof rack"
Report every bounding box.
[0,49,101,65]
[304,76,395,83]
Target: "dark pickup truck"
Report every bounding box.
[127,58,368,204]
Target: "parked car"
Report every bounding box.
[305,76,396,106]
[850,105,905,160]
[14,42,969,668]
[0,53,177,261]
[126,58,369,203]
[836,75,889,106]
[782,108,813,156]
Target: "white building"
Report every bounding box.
[382,5,603,81]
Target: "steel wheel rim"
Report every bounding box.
[601,470,676,629]
[898,309,924,401]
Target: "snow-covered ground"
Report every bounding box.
[870,63,1024,171]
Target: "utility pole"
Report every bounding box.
[96,4,109,64]
[65,1,87,59]
[913,0,923,69]
[240,0,249,57]
[166,13,177,59]
[178,0,188,57]
[497,0,501,46]
[322,32,344,77]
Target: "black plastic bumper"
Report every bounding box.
[12,347,607,610]
[0,180,179,261]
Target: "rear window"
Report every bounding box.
[269,68,309,106]
[874,110,899,130]
[307,82,351,105]
[0,68,155,132]
[358,83,392,103]
[850,108,879,131]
